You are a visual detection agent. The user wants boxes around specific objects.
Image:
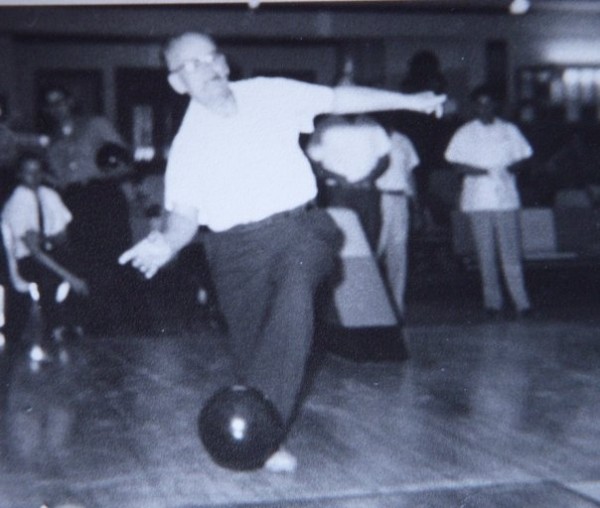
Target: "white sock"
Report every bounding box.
[264,447,297,473]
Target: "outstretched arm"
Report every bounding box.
[332,86,446,117]
[118,204,198,279]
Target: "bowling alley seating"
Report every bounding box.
[451,206,600,268]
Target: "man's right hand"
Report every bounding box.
[118,231,174,279]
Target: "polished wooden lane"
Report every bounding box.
[1,307,600,508]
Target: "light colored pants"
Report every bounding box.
[377,193,410,317]
[467,210,530,311]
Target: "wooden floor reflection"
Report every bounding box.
[1,306,600,507]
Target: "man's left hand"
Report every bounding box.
[412,91,447,118]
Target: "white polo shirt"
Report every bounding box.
[164,77,335,232]
[445,118,532,212]
[306,120,391,183]
[2,185,72,259]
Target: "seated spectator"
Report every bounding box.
[2,152,88,362]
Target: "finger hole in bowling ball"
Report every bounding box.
[95,143,132,172]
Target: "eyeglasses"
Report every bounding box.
[169,53,223,75]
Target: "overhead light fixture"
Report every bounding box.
[509,0,531,15]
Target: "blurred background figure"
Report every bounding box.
[401,50,447,95]
[40,87,133,334]
[393,50,460,234]
[40,87,129,191]
[1,96,51,354]
[445,85,532,318]
[307,114,391,250]
[0,95,19,186]
[376,128,420,321]
[307,113,421,320]
[1,152,88,363]
[1,94,49,204]
[337,55,356,87]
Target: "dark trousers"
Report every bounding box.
[64,181,133,334]
[18,245,80,344]
[203,207,342,425]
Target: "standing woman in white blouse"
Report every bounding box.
[445,85,532,317]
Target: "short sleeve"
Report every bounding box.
[41,187,73,236]
[444,125,471,165]
[507,124,533,163]
[2,188,37,242]
[391,132,420,172]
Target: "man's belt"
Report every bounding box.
[227,200,317,234]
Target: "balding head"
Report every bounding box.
[163,31,232,108]
[163,32,216,67]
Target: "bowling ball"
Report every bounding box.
[198,385,284,471]
[95,143,132,172]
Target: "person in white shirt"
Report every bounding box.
[2,152,88,361]
[445,85,532,317]
[306,116,419,319]
[306,114,392,249]
[119,31,445,472]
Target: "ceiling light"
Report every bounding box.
[509,0,531,15]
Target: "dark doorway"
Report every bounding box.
[116,67,188,165]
